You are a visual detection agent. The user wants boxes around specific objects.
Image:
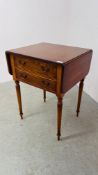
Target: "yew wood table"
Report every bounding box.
[6,43,93,140]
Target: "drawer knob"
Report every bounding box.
[21,74,27,79]
[19,60,26,66]
[41,66,50,73]
[42,80,50,87]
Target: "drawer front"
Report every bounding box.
[14,55,57,80]
[15,69,56,93]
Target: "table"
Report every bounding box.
[6,43,93,140]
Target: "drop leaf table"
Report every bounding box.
[6,43,93,140]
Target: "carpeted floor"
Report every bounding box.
[0,81,98,175]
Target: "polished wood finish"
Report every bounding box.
[76,79,84,117]
[56,64,64,140]
[62,52,92,93]
[14,55,57,80]
[57,97,63,140]
[6,43,92,64]
[15,69,56,93]
[15,80,23,119]
[6,42,93,140]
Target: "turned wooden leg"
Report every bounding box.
[76,79,84,117]
[15,81,23,119]
[57,97,63,141]
[43,90,46,102]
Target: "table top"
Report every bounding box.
[6,42,92,64]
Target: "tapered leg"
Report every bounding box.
[76,79,84,117]
[15,81,23,119]
[57,97,63,141]
[43,90,46,102]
